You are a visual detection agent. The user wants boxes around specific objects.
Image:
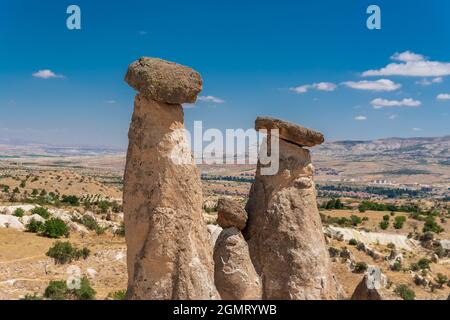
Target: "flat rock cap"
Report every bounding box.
[255,116,324,147]
[125,57,202,104]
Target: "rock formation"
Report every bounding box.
[351,266,388,300]
[217,198,247,230]
[214,198,262,300]
[123,57,219,300]
[244,116,339,300]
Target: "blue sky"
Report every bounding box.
[1,0,449,147]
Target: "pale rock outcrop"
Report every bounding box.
[123,57,218,300]
[324,225,418,251]
[244,117,338,300]
[0,215,24,230]
[0,205,35,215]
[214,227,262,300]
[20,214,46,226]
[351,266,388,300]
[217,198,247,230]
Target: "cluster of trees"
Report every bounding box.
[320,198,345,210]
[317,184,426,199]
[201,175,255,183]
[358,201,420,214]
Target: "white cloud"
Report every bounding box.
[32,69,64,79]
[388,114,398,120]
[370,98,421,109]
[182,103,196,109]
[391,51,425,62]
[342,79,401,92]
[354,115,367,121]
[363,51,450,77]
[412,127,423,132]
[437,93,450,101]
[290,82,337,94]
[416,77,443,86]
[197,95,225,104]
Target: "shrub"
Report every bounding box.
[108,290,126,300]
[26,219,45,233]
[21,293,43,300]
[387,242,396,249]
[423,216,444,234]
[75,215,105,235]
[348,239,358,246]
[391,261,402,272]
[350,215,362,226]
[379,220,389,230]
[13,208,25,217]
[383,215,390,221]
[31,207,50,219]
[394,284,415,300]
[354,262,368,273]
[417,258,431,270]
[435,273,448,288]
[41,218,69,238]
[44,277,96,300]
[73,277,96,300]
[411,258,431,271]
[44,280,68,300]
[116,222,125,237]
[394,216,406,229]
[46,241,90,264]
[61,195,80,206]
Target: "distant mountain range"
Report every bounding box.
[0,139,125,158]
[0,136,449,165]
[313,136,450,164]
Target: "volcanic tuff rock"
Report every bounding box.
[245,117,339,300]
[214,227,262,300]
[125,57,202,104]
[123,58,218,300]
[217,198,248,230]
[351,266,388,300]
[255,116,325,147]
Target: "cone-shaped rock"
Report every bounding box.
[214,227,262,300]
[351,266,389,300]
[123,57,219,299]
[244,117,338,299]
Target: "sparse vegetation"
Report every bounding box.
[108,290,126,300]
[31,207,50,219]
[393,216,406,229]
[394,284,415,300]
[73,215,105,235]
[354,262,368,273]
[410,258,431,271]
[39,218,69,238]
[379,220,389,230]
[423,216,444,234]
[44,277,96,300]
[46,241,90,264]
[13,208,25,217]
